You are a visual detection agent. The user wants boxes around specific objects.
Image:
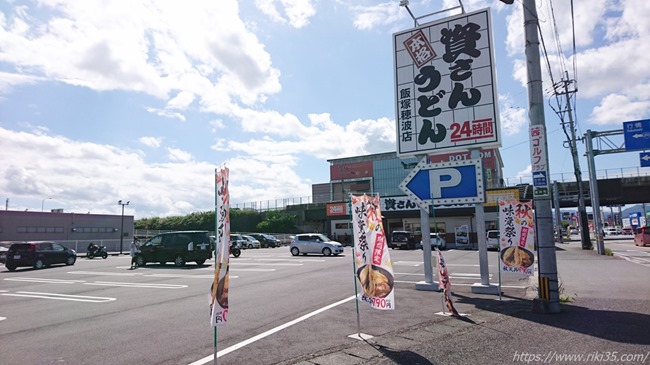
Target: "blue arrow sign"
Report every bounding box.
[641,152,650,167]
[624,119,650,151]
[399,158,484,207]
[532,171,548,187]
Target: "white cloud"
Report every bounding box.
[498,94,527,136]
[139,136,162,148]
[504,0,650,128]
[255,0,316,28]
[0,0,281,114]
[167,147,192,162]
[589,94,650,125]
[0,71,42,93]
[0,127,313,216]
[167,91,195,109]
[350,2,403,31]
[146,107,186,121]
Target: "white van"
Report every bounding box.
[486,230,500,250]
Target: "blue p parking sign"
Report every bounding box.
[399,158,484,206]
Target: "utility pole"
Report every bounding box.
[555,70,590,249]
[523,0,560,313]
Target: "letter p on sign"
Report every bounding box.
[429,168,462,198]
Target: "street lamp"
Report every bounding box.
[118,200,130,255]
[41,197,52,212]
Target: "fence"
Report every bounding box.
[225,166,649,212]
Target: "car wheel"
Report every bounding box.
[6,264,16,271]
[34,259,44,269]
[66,256,76,265]
[135,255,146,267]
[290,247,300,256]
[196,259,206,266]
[248,244,253,249]
[174,255,186,267]
[322,247,332,256]
[261,243,267,248]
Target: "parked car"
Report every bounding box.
[604,227,618,236]
[0,245,8,264]
[242,235,261,249]
[290,233,343,256]
[135,230,212,267]
[622,227,634,235]
[420,232,446,250]
[249,233,281,248]
[389,231,416,250]
[230,234,248,249]
[5,241,76,271]
[634,226,650,247]
[486,230,500,250]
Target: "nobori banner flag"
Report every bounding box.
[211,167,230,327]
[498,199,535,276]
[351,194,395,310]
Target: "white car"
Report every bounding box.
[420,232,446,250]
[486,230,500,250]
[290,233,343,256]
[604,228,619,236]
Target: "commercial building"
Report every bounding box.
[311,149,528,248]
[0,210,134,251]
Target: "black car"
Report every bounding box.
[389,231,416,250]
[5,241,77,271]
[249,233,281,248]
[135,230,212,267]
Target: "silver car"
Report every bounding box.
[290,233,344,256]
[242,235,261,249]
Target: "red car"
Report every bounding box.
[634,227,650,247]
[621,227,634,235]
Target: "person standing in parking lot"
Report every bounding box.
[130,237,140,270]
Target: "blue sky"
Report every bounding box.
[1,0,648,218]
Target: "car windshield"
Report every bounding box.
[314,234,331,242]
[9,244,33,252]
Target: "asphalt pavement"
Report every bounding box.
[278,241,650,365]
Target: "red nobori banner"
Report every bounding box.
[211,167,230,326]
[498,199,535,276]
[351,194,395,310]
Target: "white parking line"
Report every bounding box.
[230,263,303,266]
[5,277,86,284]
[147,274,227,279]
[68,271,143,276]
[84,281,187,289]
[251,258,326,262]
[394,273,492,280]
[393,261,423,266]
[1,291,116,303]
[188,295,357,365]
[393,280,525,288]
